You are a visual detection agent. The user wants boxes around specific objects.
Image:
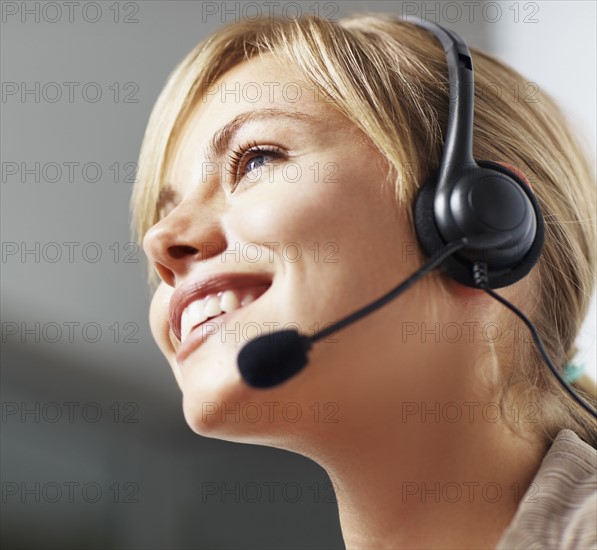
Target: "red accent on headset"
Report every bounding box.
[498,162,533,191]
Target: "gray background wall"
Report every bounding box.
[2,1,595,548]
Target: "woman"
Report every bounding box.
[132,13,597,549]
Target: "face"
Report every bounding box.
[142,54,470,452]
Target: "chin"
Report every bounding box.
[178,352,281,443]
[181,397,298,446]
[179,354,246,436]
[178,355,326,450]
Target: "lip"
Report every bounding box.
[169,272,273,343]
[175,306,248,363]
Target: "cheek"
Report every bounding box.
[224,153,398,256]
[149,282,175,357]
[220,153,410,335]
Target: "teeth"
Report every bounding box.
[241,294,255,307]
[181,300,207,342]
[188,299,208,325]
[179,287,265,343]
[204,296,222,318]
[220,290,241,313]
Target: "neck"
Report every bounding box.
[311,410,547,549]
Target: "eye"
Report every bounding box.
[245,154,272,175]
[227,141,285,192]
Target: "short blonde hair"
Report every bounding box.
[131,13,597,445]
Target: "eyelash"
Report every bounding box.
[226,140,285,192]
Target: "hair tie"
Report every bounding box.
[563,362,585,383]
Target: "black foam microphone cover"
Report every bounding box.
[238,329,313,388]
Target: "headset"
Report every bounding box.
[408,18,543,288]
[236,17,597,420]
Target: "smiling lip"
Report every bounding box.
[175,306,248,363]
[169,272,273,343]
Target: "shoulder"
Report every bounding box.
[497,429,597,550]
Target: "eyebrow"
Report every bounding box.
[156,108,315,213]
[205,107,315,164]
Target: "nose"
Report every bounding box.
[143,198,227,287]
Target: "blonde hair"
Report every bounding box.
[131,13,597,446]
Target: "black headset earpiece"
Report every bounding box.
[407,17,545,289]
[414,160,545,288]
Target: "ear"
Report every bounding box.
[448,162,533,297]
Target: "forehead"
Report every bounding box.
[200,53,317,113]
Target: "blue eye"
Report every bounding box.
[227,143,285,192]
[244,154,272,175]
